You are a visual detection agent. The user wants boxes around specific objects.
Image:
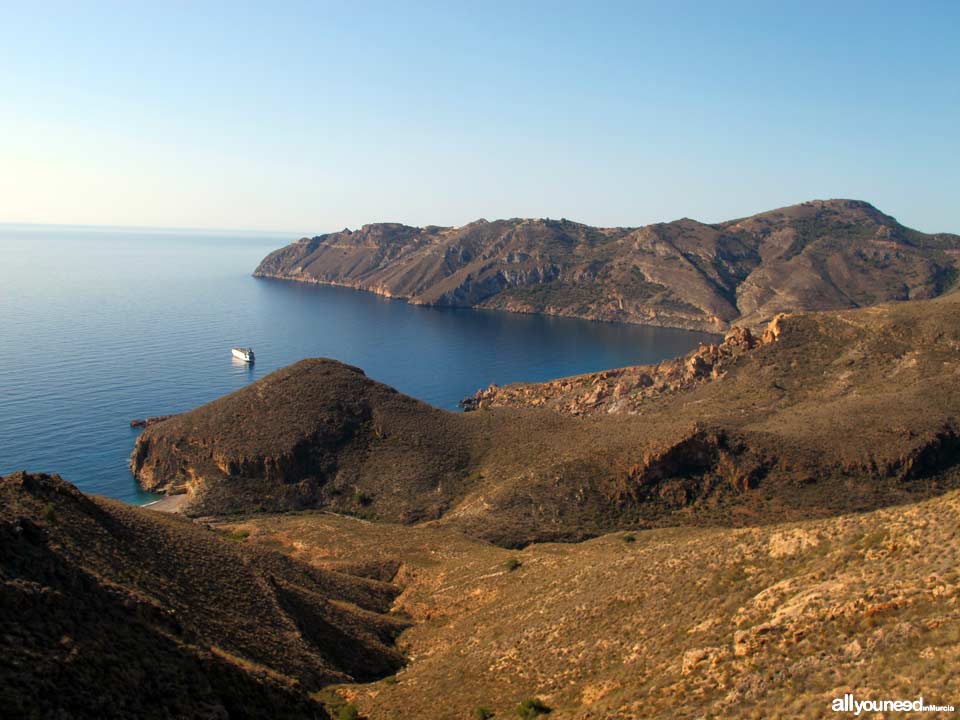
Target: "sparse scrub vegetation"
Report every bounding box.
[516,698,552,718]
[338,704,360,720]
[135,283,960,548]
[219,528,250,542]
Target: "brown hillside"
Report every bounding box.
[223,488,960,719]
[253,199,960,332]
[0,471,409,719]
[132,292,960,547]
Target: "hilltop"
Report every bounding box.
[132,290,960,547]
[254,199,960,332]
[0,471,408,719]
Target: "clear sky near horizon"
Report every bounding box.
[1,1,958,234]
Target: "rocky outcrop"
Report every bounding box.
[461,322,770,415]
[254,200,960,332]
[129,414,177,428]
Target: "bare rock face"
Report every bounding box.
[255,199,960,333]
[461,323,766,415]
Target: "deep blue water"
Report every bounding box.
[0,225,716,503]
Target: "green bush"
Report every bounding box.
[505,558,521,572]
[220,529,249,543]
[516,698,551,718]
[338,704,360,720]
[475,707,495,719]
[623,533,636,543]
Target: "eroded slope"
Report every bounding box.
[0,472,408,719]
[224,488,960,719]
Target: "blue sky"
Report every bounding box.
[1,1,957,233]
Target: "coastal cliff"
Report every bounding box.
[254,199,960,332]
[131,291,960,547]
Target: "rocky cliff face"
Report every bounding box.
[131,291,960,547]
[254,200,960,332]
[461,323,771,415]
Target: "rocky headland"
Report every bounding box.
[130,289,960,547]
[254,199,960,333]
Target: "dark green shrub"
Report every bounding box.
[505,558,521,572]
[623,533,636,543]
[516,698,551,718]
[220,529,249,542]
[338,704,360,720]
[475,707,495,719]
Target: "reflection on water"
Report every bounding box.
[230,355,256,378]
[0,225,717,503]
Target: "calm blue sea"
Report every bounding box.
[0,225,715,503]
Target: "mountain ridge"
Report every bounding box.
[254,199,960,332]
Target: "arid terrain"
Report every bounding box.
[0,471,407,719]
[220,490,960,719]
[4,471,958,719]
[6,224,960,718]
[254,199,960,332]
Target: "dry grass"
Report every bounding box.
[236,489,960,719]
[0,472,410,718]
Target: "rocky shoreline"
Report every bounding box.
[460,322,777,414]
[129,414,177,428]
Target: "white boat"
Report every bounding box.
[231,347,255,363]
